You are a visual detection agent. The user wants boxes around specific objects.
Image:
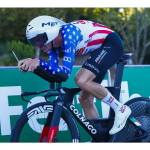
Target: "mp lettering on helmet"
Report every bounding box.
[42,22,58,27]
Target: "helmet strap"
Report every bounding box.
[51,41,53,49]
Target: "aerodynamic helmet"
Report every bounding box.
[26,15,66,47]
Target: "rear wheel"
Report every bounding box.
[111,97,150,142]
[10,102,80,143]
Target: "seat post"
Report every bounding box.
[56,83,62,88]
[50,83,55,89]
[114,61,127,88]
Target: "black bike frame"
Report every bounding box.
[21,53,148,142]
[45,87,109,142]
[45,57,148,142]
[50,59,126,141]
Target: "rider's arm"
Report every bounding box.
[47,50,59,66]
[38,50,59,68]
[38,50,68,75]
[60,23,83,76]
[38,48,74,76]
[38,24,82,76]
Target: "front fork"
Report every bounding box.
[39,100,64,143]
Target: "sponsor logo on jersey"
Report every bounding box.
[76,47,85,55]
[88,48,95,53]
[95,50,107,64]
[84,39,91,44]
[85,62,100,73]
[62,65,71,72]
[76,20,86,24]
[63,56,72,63]
[64,47,71,53]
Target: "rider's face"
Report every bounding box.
[36,31,63,53]
[53,32,63,48]
[40,42,52,52]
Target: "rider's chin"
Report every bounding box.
[42,46,47,52]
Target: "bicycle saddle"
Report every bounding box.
[33,66,68,83]
[119,53,133,62]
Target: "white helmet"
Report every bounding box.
[26,15,66,46]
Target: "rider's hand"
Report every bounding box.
[18,58,40,73]
[18,58,31,72]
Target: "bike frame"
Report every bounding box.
[20,53,148,142]
[37,55,147,142]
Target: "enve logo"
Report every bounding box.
[77,47,85,55]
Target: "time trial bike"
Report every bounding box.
[10,53,150,142]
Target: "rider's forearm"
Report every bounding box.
[47,50,59,67]
[38,58,70,75]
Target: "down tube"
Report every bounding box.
[46,101,64,142]
[65,103,98,137]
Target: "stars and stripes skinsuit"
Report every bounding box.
[38,20,124,81]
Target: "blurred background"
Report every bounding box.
[0,8,150,82]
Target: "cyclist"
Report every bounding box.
[18,15,131,135]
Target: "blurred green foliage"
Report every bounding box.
[0,8,120,44]
[0,8,150,65]
[0,41,11,55]
[1,40,34,66]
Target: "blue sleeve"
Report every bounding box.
[38,51,67,75]
[38,49,68,75]
[47,50,59,66]
[61,24,83,75]
[38,24,82,76]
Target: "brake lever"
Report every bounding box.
[21,91,38,103]
[21,92,32,103]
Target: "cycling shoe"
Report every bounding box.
[109,105,132,135]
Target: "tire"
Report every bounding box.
[10,102,80,143]
[111,97,150,142]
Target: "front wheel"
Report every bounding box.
[10,102,80,143]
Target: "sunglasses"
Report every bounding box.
[28,32,48,47]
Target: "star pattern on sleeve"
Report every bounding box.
[60,23,83,75]
[61,24,82,45]
[38,23,83,78]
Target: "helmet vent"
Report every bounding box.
[29,27,33,30]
